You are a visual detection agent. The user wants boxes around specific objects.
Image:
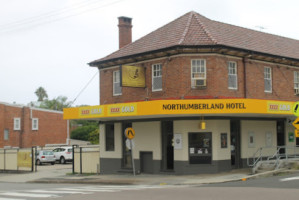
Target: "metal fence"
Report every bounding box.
[0,147,34,172]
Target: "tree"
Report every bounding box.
[88,128,99,144]
[70,120,98,143]
[35,87,48,101]
[40,96,72,111]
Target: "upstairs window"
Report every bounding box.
[113,70,122,96]
[228,61,237,89]
[14,118,21,130]
[191,59,206,88]
[32,118,39,130]
[4,129,9,140]
[152,64,162,91]
[294,71,299,95]
[264,67,272,93]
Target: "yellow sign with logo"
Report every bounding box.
[79,105,104,119]
[107,103,137,116]
[267,101,293,114]
[63,99,295,120]
[295,129,299,138]
[121,65,145,88]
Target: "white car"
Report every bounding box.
[36,150,56,165]
[52,147,73,164]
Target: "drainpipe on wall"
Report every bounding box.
[19,107,25,148]
[66,120,70,145]
[242,57,248,98]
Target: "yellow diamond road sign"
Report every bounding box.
[293,102,299,117]
[292,117,299,130]
[125,127,135,140]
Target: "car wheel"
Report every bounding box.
[60,157,65,164]
[36,159,42,165]
[51,162,55,165]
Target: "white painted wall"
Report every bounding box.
[132,121,161,160]
[241,120,277,159]
[99,123,122,159]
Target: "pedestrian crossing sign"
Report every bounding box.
[125,127,135,139]
[293,102,299,117]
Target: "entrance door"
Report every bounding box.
[122,122,132,168]
[230,120,241,168]
[162,121,174,171]
[277,120,285,154]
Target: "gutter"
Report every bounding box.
[89,45,299,69]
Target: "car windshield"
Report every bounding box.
[43,151,54,155]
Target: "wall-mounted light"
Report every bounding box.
[199,116,206,130]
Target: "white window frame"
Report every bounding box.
[32,118,39,130]
[228,61,238,90]
[113,70,122,96]
[14,118,21,131]
[191,59,206,88]
[264,67,272,93]
[294,71,299,93]
[152,64,162,91]
[4,129,9,141]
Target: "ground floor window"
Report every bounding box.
[188,132,212,164]
[105,124,115,151]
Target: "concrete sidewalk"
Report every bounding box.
[0,167,260,185]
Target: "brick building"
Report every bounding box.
[0,102,68,148]
[64,12,299,174]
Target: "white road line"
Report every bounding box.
[57,188,120,192]
[280,176,299,182]
[1,192,59,198]
[26,189,91,194]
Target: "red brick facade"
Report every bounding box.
[0,103,68,148]
[99,55,299,105]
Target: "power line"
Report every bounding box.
[71,70,99,106]
[0,0,126,34]
[0,0,101,29]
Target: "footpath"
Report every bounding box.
[0,165,289,186]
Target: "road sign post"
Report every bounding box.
[124,127,136,176]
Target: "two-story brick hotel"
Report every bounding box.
[64,11,299,174]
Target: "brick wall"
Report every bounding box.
[99,54,299,105]
[0,104,68,148]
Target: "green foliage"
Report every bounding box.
[71,122,99,143]
[40,96,72,111]
[88,128,99,144]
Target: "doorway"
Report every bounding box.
[161,121,174,171]
[122,122,132,169]
[277,120,285,154]
[230,120,241,168]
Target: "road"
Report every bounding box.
[1,172,299,200]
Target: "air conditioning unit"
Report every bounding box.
[295,89,299,95]
[195,79,206,87]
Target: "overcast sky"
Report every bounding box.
[0,0,298,106]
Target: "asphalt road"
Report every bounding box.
[1,172,299,200]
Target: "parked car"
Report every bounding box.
[36,150,56,165]
[52,147,73,164]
